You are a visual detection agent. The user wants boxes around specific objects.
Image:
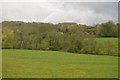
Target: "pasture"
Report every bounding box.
[95,37,118,48]
[94,38,118,55]
[2,49,118,78]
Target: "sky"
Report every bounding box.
[0,0,119,25]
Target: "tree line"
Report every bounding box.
[1,21,118,56]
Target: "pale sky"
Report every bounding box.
[0,0,119,25]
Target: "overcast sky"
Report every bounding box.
[0,1,119,25]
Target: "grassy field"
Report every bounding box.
[95,37,118,47]
[2,49,118,78]
[95,38,118,55]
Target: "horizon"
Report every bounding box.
[1,20,117,26]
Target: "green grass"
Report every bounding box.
[95,38,118,55]
[95,38,118,47]
[95,37,118,46]
[3,49,118,78]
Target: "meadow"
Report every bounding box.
[95,37,118,47]
[2,21,118,78]
[2,49,118,78]
[94,38,118,56]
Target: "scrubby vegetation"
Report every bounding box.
[2,21,118,56]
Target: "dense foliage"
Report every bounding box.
[96,21,118,37]
[2,21,118,56]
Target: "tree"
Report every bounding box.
[96,21,118,37]
[2,29,14,49]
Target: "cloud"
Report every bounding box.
[0,0,119,2]
[0,3,2,21]
[1,2,118,25]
